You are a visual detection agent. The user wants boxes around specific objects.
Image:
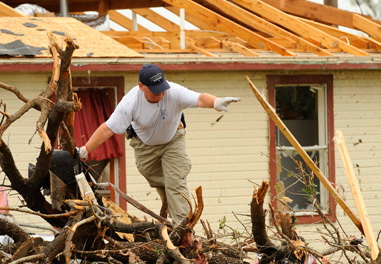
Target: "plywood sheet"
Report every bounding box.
[0,17,142,58]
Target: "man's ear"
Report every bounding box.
[138,82,144,90]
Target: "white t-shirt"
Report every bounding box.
[106,81,200,145]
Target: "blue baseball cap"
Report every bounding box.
[139,64,170,95]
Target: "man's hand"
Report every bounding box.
[214,97,241,112]
[77,146,88,160]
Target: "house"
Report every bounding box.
[1,0,381,253]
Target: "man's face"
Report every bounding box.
[139,82,166,103]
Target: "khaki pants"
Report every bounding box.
[129,129,192,227]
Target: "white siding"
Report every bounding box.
[0,72,56,235]
[332,71,381,237]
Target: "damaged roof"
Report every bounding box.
[0,16,142,58]
[1,0,381,59]
[104,0,381,58]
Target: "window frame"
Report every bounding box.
[267,75,336,224]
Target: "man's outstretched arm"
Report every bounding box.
[78,122,115,159]
[197,93,241,112]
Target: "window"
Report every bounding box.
[268,75,335,223]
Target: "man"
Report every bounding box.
[78,64,240,227]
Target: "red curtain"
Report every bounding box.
[74,89,122,161]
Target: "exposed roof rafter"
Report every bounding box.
[230,0,369,56]
[108,10,150,32]
[161,0,296,56]
[261,0,381,28]
[222,40,258,57]
[0,2,25,17]
[202,0,332,56]
[186,37,218,57]
[353,14,381,41]
[299,16,381,51]
[131,8,180,32]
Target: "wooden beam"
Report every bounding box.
[300,17,360,39]
[261,0,381,29]
[300,16,381,50]
[335,130,379,261]
[203,0,332,56]
[165,6,215,33]
[353,14,381,41]
[222,40,258,56]
[113,36,144,49]
[142,37,171,49]
[97,0,109,17]
[134,48,194,53]
[103,30,231,39]
[0,2,26,17]
[132,8,180,32]
[104,31,250,50]
[108,10,150,32]
[269,37,298,49]
[231,0,369,56]
[186,37,218,57]
[160,0,295,56]
[194,37,221,49]
[246,76,364,235]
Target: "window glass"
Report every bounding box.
[275,85,328,213]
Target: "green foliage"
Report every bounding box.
[218,216,227,230]
[218,216,242,244]
[302,177,320,201]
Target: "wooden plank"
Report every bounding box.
[224,36,249,46]
[335,130,379,260]
[165,6,215,33]
[114,36,144,49]
[222,40,258,56]
[104,32,231,50]
[261,0,379,29]
[300,17,362,39]
[194,37,221,49]
[186,37,218,57]
[103,30,231,39]
[97,0,109,17]
[142,36,171,49]
[134,48,194,53]
[0,2,26,17]
[231,0,369,56]
[353,14,381,41]
[299,17,381,50]
[246,76,364,235]
[35,12,55,17]
[161,0,295,56]
[102,198,134,242]
[203,0,332,56]
[132,8,180,31]
[108,10,150,32]
[270,37,300,49]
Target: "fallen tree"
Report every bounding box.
[0,33,378,263]
[0,32,249,264]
